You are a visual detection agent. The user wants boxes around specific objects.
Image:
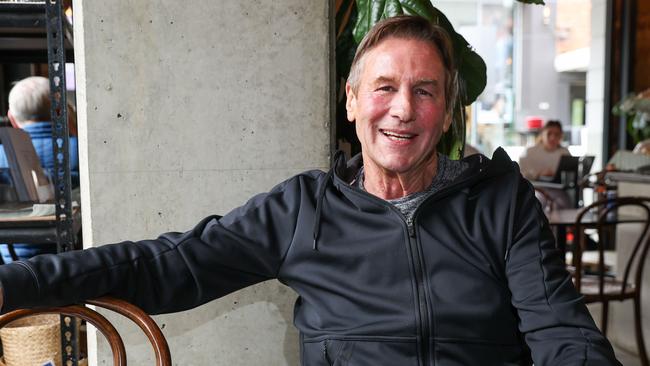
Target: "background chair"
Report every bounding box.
[0,297,171,366]
[534,186,556,212]
[572,196,650,366]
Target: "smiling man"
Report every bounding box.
[0,15,622,366]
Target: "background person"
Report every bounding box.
[0,76,79,262]
[519,119,573,208]
[519,119,571,180]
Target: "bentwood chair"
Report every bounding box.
[572,196,650,366]
[0,297,171,366]
[534,186,556,212]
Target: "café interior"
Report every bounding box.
[0,0,649,365]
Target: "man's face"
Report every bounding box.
[345,37,451,177]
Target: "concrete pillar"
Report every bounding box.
[584,0,607,171]
[72,1,331,364]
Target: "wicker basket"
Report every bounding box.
[0,357,88,366]
[0,314,61,366]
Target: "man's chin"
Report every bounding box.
[377,159,417,175]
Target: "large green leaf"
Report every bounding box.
[353,0,437,43]
[516,0,545,4]
[352,0,486,107]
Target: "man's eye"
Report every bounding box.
[415,88,433,96]
[376,86,394,92]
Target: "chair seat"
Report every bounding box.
[574,275,636,302]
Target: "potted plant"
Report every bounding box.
[612,88,650,148]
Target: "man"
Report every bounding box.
[0,16,620,365]
[2,76,79,185]
[0,76,79,262]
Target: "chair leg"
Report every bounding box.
[601,301,609,336]
[634,297,649,366]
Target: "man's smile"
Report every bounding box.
[379,128,417,141]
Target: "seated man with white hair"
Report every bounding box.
[0,76,79,262]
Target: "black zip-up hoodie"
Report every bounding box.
[0,148,621,365]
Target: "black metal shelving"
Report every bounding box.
[0,1,78,364]
[0,1,73,63]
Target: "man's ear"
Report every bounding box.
[7,110,20,129]
[442,111,453,133]
[345,83,356,123]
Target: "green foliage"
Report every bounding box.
[613,91,650,145]
[352,0,486,106]
[516,0,545,4]
[336,0,542,158]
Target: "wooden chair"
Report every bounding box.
[0,297,171,366]
[534,186,556,212]
[572,196,650,366]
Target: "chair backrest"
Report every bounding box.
[0,296,171,366]
[573,196,650,298]
[534,186,556,212]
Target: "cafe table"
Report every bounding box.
[0,202,81,262]
[545,207,643,254]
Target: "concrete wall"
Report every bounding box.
[72,1,331,364]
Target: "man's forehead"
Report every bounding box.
[365,37,443,65]
[361,38,445,83]
[370,75,441,86]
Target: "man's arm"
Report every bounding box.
[0,173,313,314]
[505,175,621,365]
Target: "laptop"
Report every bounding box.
[0,127,51,202]
[535,155,579,184]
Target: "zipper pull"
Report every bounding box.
[408,223,416,238]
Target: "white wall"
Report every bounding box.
[584,0,608,171]
[72,1,331,364]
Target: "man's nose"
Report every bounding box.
[390,90,415,122]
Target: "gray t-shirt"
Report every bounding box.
[355,155,468,228]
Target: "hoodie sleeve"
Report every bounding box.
[505,174,622,366]
[0,173,315,315]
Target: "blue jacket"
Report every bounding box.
[0,122,78,263]
[0,122,79,187]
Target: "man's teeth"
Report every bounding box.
[382,130,414,140]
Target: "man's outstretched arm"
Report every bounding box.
[0,173,314,314]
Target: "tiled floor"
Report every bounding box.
[614,345,641,366]
[587,303,642,365]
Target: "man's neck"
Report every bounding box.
[362,155,438,200]
[16,120,39,129]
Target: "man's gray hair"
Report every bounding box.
[8,76,51,123]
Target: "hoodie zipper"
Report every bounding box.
[397,157,492,365]
[327,153,497,366]
[406,221,431,366]
[380,204,430,366]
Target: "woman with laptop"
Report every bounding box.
[519,120,572,208]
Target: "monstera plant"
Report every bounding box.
[335,0,545,158]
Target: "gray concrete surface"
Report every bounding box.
[72,0,330,364]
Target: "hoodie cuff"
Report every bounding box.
[0,261,40,313]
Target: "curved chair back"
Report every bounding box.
[573,196,650,298]
[0,297,171,366]
[534,186,556,212]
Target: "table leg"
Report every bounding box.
[555,225,567,257]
